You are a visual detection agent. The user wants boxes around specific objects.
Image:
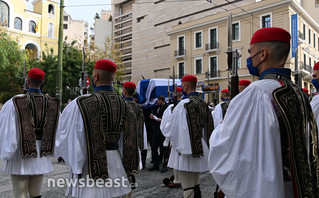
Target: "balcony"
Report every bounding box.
[174,49,186,58]
[114,13,132,24]
[210,70,220,78]
[301,62,312,74]
[205,42,219,52]
[299,31,305,40]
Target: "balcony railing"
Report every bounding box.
[174,49,186,57]
[302,63,312,73]
[178,74,185,79]
[299,31,305,40]
[210,70,220,78]
[205,42,219,51]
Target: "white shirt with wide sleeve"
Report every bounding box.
[0,95,53,175]
[160,104,173,139]
[161,100,209,172]
[212,102,224,128]
[311,94,319,135]
[209,79,294,198]
[55,98,131,198]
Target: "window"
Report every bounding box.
[208,27,218,50]
[261,14,271,28]
[309,29,311,45]
[195,58,202,74]
[234,50,241,68]
[48,23,54,38]
[314,33,316,48]
[178,36,184,50]
[303,24,306,40]
[176,35,185,56]
[309,57,312,67]
[178,62,185,79]
[209,56,218,77]
[48,4,54,14]
[304,54,307,65]
[194,31,202,49]
[14,17,22,30]
[232,22,240,41]
[318,37,319,51]
[29,21,36,33]
[63,24,68,29]
[0,1,9,27]
[64,16,68,21]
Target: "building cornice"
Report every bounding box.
[290,0,319,29]
[25,10,42,17]
[32,0,59,5]
[168,0,294,36]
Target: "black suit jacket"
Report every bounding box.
[151,103,168,135]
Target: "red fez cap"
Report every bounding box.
[314,62,319,71]
[182,75,197,83]
[28,68,45,81]
[177,87,182,93]
[239,79,251,86]
[123,82,136,90]
[302,88,309,94]
[250,27,290,45]
[94,59,117,73]
[221,89,229,93]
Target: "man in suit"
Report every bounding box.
[148,95,168,171]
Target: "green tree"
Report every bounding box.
[29,36,123,104]
[34,40,95,103]
[0,27,26,103]
[86,36,124,86]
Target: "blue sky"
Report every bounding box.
[64,0,112,27]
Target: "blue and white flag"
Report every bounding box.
[136,78,182,108]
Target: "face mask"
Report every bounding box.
[182,86,187,97]
[92,75,98,89]
[221,96,225,101]
[122,92,125,98]
[247,51,262,77]
[312,79,319,90]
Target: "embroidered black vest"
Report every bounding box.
[77,90,139,179]
[13,93,59,158]
[184,95,214,157]
[265,73,319,197]
[126,100,145,150]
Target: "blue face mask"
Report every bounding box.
[312,79,319,90]
[247,51,262,77]
[182,87,187,97]
[92,75,98,89]
[92,78,96,89]
[221,96,225,101]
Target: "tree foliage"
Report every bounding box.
[84,36,124,95]
[0,28,124,104]
[85,36,124,82]
[34,36,123,103]
[33,40,95,103]
[0,27,26,103]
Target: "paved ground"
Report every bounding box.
[0,153,217,198]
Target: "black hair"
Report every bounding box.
[258,41,290,65]
[158,95,165,102]
[29,77,42,87]
[124,87,135,96]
